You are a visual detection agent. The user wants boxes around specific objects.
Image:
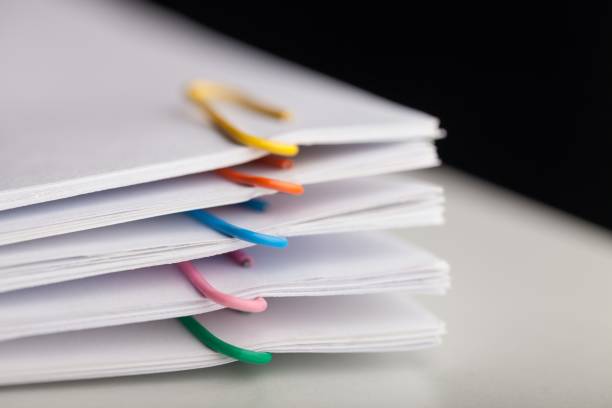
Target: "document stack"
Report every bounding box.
[0,0,449,385]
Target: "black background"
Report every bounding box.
[150,1,611,229]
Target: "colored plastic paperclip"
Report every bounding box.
[187,80,299,157]
[178,316,272,365]
[216,168,304,195]
[226,250,254,267]
[186,209,288,248]
[239,198,268,212]
[177,261,267,313]
[254,155,294,169]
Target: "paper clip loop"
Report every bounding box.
[178,316,272,365]
[216,168,304,195]
[187,80,299,157]
[177,261,267,313]
[186,209,288,248]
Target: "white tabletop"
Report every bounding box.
[1,167,611,407]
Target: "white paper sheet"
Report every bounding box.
[0,232,449,342]
[0,142,438,246]
[0,177,444,292]
[0,294,445,385]
[0,0,442,211]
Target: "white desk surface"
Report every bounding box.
[1,167,611,407]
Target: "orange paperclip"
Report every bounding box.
[216,168,304,195]
[254,155,294,169]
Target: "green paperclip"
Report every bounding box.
[178,316,272,365]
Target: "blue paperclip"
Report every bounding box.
[186,210,288,248]
[239,198,268,212]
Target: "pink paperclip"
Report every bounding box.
[226,250,253,267]
[177,261,267,313]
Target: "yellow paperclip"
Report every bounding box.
[187,80,299,157]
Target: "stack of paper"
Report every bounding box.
[0,0,450,385]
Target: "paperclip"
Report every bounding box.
[254,155,294,169]
[216,168,304,195]
[186,209,288,248]
[239,198,268,212]
[226,250,254,267]
[178,316,272,365]
[187,80,299,157]
[177,261,267,313]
